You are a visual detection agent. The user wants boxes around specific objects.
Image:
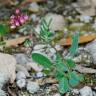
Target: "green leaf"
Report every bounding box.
[55,54,68,72]
[24,39,32,47]
[32,52,53,68]
[0,24,7,36]
[69,71,80,87]
[65,59,76,68]
[55,71,64,81]
[40,19,53,42]
[59,77,69,94]
[69,33,79,57]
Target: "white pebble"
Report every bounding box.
[0,89,6,96]
[49,48,56,54]
[72,89,79,95]
[80,15,92,23]
[27,81,40,93]
[36,72,44,78]
[16,71,26,80]
[55,44,62,51]
[53,93,61,96]
[79,86,93,96]
[29,2,39,12]
[16,79,26,88]
[33,44,46,50]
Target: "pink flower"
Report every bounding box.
[20,16,25,24]
[10,9,28,29]
[15,20,20,26]
[15,9,20,14]
[24,15,28,20]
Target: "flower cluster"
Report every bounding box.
[10,9,28,29]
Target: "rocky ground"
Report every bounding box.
[0,0,96,96]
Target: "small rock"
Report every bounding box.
[27,62,43,72]
[79,15,92,23]
[76,0,96,16]
[29,2,40,12]
[30,14,39,22]
[86,40,96,64]
[16,71,26,80]
[14,53,30,65]
[44,13,65,31]
[27,81,40,93]
[49,48,56,54]
[0,89,6,96]
[53,93,61,96]
[16,79,26,89]
[0,73,9,88]
[33,44,46,50]
[33,72,45,78]
[0,53,16,83]
[16,64,30,77]
[72,89,79,95]
[47,0,54,8]
[55,44,63,51]
[79,86,93,96]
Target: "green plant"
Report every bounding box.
[0,23,8,37]
[0,23,8,45]
[31,19,83,94]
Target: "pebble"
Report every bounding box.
[33,72,46,78]
[27,62,43,72]
[16,79,26,89]
[49,48,56,54]
[16,71,26,80]
[0,73,9,88]
[44,13,65,31]
[33,44,46,50]
[30,14,39,22]
[79,15,92,23]
[72,89,79,95]
[29,2,40,12]
[55,44,63,51]
[53,93,61,96]
[0,53,16,84]
[14,53,30,65]
[27,81,40,93]
[79,86,93,96]
[0,89,6,96]
[86,40,96,64]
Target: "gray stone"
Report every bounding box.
[79,86,93,96]
[16,71,26,80]
[86,40,96,64]
[16,79,26,89]
[29,2,40,12]
[44,13,65,31]
[14,53,30,65]
[0,89,6,96]
[53,93,61,96]
[33,44,46,50]
[27,81,40,93]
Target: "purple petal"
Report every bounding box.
[19,17,25,24]
[15,9,20,14]
[24,15,28,20]
[15,21,20,26]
